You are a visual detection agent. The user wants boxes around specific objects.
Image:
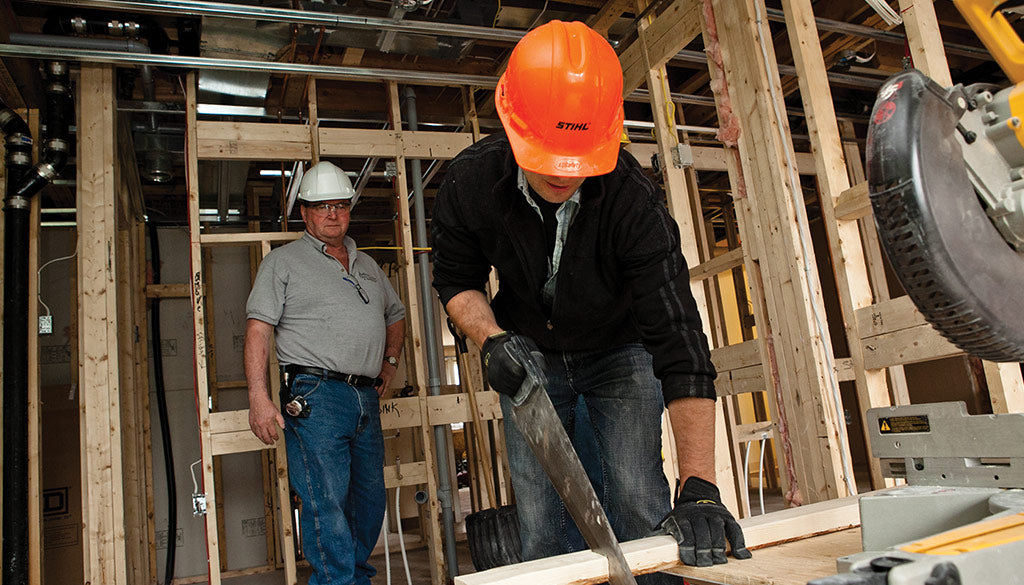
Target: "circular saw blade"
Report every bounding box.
[866,69,1024,362]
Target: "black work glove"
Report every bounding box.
[655,476,751,567]
[481,331,547,404]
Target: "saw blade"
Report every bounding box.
[506,341,638,585]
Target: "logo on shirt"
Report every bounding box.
[556,121,590,131]
[358,271,378,283]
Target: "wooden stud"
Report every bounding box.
[637,0,739,513]
[184,71,225,585]
[77,63,128,585]
[26,107,41,585]
[708,0,852,503]
[780,0,896,489]
[388,80,444,585]
[695,4,792,503]
[308,78,321,165]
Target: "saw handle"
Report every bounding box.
[953,0,1024,83]
[506,335,547,407]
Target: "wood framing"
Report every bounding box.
[708,0,853,503]
[184,73,299,585]
[76,63,128,585]
[780,0,894,488]
[387,80,445,585]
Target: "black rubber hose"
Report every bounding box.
[148,223,177,585]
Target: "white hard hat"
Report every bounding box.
[298,161,356,202]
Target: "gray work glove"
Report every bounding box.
[481,331,547,405]
[655,476,752,567]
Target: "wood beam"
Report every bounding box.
[77,63,128,585]
[621,0,703,95]
[709,0,851,503]
[781,0,892,488]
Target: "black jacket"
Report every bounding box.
[431,133,716,403]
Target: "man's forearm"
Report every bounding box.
[445,289,502,348]
[668,396,717,485]
[384,319,405,360]
[244,318,274,401]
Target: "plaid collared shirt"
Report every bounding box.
[517,168,581,306]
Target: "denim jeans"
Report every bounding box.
[500,343,683,584]
[284,374,385,585]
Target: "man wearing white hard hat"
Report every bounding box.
[245,161,406,585]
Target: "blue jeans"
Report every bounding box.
[500,343,682,584]
[284,375,385,585]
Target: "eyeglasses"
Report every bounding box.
[342,275,370,304]
[308,201,352,215]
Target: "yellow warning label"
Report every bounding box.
[878,415,930,434]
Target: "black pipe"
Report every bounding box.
[1,60,72,585]
[147,224,177,585]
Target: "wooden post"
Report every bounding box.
[184,72,224,585]
[706,0,852,502]
[696,4,792,504]
[76,63,128,585]
[780,0,895,489]
[636,0,739,514]
[26,108,41,585]
[388,80,444,585]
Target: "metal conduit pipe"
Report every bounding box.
[403,85,460,580]
[2,60,72,585]
[761,7,990,61]
[28,0,528,43]
[0,44,499,88]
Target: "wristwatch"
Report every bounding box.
[384,356,399,367]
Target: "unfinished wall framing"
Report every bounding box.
[8,1,1021,583]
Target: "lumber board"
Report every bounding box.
[861,324,961,370]
[621,0,703,94]
[383,461,429,489]
[833,182,871,220]
[77,64,129,585]
[689,247,744,282]
[780,0,891,489]
[318,128,474,159]
[710,0,851,503]
[388,81,445,585]
[200,231,301,246]
[144,283,190,298]
[855,295,927,337]
[711,339,762,372]
[454,493,866,585]
[197,120,312,160]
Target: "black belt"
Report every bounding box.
[282,364,381,388]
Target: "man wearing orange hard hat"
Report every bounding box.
[432,20,750,573]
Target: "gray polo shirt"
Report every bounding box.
[246,232,406,377]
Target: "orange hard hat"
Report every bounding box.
[496,20,624,177]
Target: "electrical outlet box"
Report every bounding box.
[38,315,53,335]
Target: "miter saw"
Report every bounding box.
[866,0,1024,362]
[810,402,1024,585]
